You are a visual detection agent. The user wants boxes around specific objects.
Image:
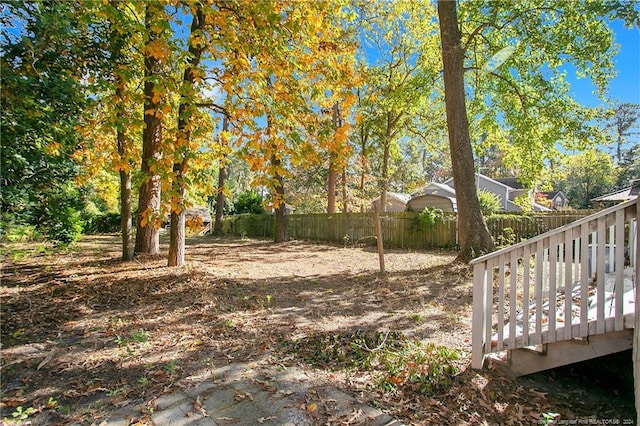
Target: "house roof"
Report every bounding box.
[411,182,455,198]
[372,192,411,203]
[444,173,517,192]
[493,177,525,189]
[591,179,640,203]
[539,191,563,199]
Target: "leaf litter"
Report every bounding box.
[0,234,635,424]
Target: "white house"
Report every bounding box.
[409,174,550,213]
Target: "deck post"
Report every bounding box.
[634,194,639,425]
[472,261,488,369]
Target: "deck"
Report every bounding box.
[471,197,638,376]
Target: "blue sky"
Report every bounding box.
[568,20,639,107]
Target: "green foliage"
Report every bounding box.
[477,189,501,216]
[0,2,106,243]
[83,212,122,234]
[413,208,445,232]
[233,191,265,214]
[555,149,617,208]
[287,330,459,396]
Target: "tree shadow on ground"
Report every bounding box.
[1,235,634,424]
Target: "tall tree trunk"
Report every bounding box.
[167,160,186,267]
[437,0,494,262]
[213,115,229,237]
[116,77,133,261]
[327,102,340,214]
[380,111,394,213]
[109,1,133,261]
[168,5,205,267]
[272,152,288,243]
[342,169,348,213]
[359,124,368,213]
[134,2,164,255]
[327,165,337,213]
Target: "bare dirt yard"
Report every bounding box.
[1,234,635,425]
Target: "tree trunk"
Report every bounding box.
[272,152,288,243]
[342,169,348,213]
[437,0,494,262]
[213,115,229,237]
[327,102,340,214]
[168,5,205,267]
[134,2,164,255]
[327,165,337,213]
[167,171,186,267]
[379,111,393,213]
[119,167,133,260]
[359,126,368,213]
[109,5,133,261]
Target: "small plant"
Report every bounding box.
[376,341,459,395]
[138,376,150,388]
[45,396,58,409]
[342,233,351,247]
[408,313,423,323]
[10,406,35,423]
[265,294,273,308]
[413,208,445,232]
[108,385,129,398]
[115,330,149,357]
[130,329,150,343]
[287,331,459,396]
[164,360,179,374]
[478,189,501,216]
[540,412,560,425]
[496,226,516,247]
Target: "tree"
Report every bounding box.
[213,115,230,236]
[435,0,637,261]
[609,103,639,163]
[106,1,142,260]
[557,149,617,209]
[220,0,358,242]
[134,1,171,255]
[167,3,208,267]
[356,0,440,212]
[0,1,105,244]
[437,0,494,261]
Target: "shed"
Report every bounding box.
[370,192,411,212]
[407,194,456,213]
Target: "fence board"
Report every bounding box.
[221,211,592,249]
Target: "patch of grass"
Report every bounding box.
[287,330,459,396]
[115,329,150,356]
[408,313,423,323]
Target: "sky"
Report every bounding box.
[568,20,640,107]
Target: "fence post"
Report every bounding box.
[471,260,488,369]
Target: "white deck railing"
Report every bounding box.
[471,197,638,369]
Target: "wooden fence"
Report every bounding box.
[221,211,594,250]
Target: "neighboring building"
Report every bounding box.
[591,179,640,209]
[537,191,569,209]
[409,174,551,213]
[163,205,212,233]
[266,203,296,214]
[407,194,456,212]
[406,182,457,212]
[370,192,411,212]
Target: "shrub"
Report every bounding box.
[84,212,121,234]
[413,208,445,232]
[478,189,501,216]
[233,191,265,214]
